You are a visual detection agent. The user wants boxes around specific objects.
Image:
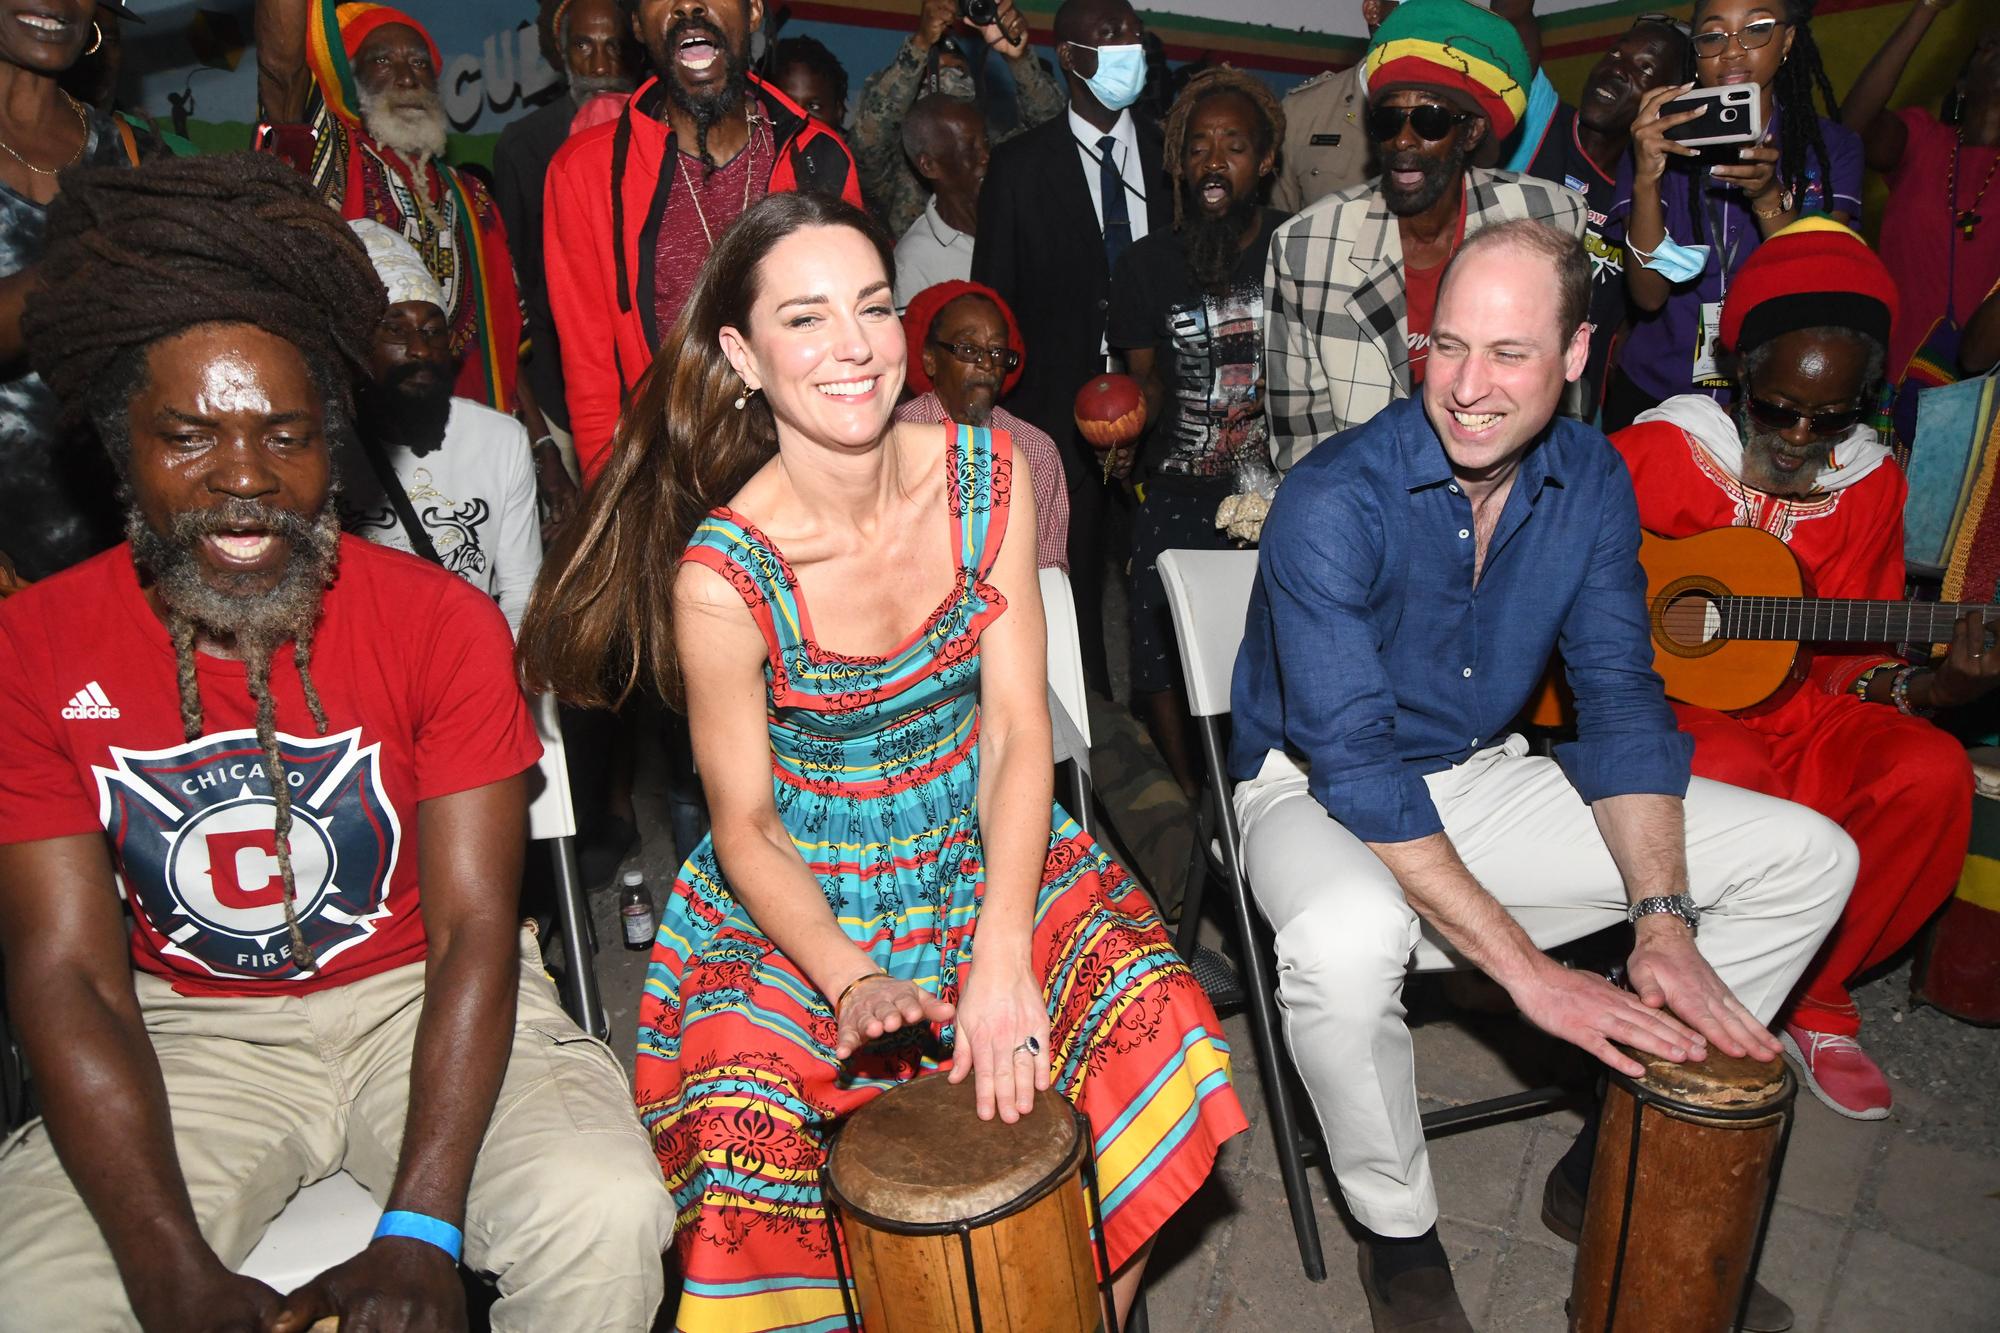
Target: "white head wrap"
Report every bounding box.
[347,218,445,311]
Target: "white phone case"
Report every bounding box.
[1662,85,1764,149]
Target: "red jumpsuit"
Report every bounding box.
[1613,421,1971,1037]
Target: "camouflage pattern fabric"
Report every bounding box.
[852,33,1067,238]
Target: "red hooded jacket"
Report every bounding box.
[544,73,862,484]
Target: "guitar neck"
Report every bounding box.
[1717,598,2000,644]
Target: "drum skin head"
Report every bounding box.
[1621,1045,1788,1109]
[827,1075,1079,1224]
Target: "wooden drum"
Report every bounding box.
[1569,1048,1794,1333]
[821,1074,1115,1333]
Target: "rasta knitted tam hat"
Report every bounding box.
[902,280,1026,397]
[1719,217,1900,354]
[1363,0,1531,140]
[306,1,445,125]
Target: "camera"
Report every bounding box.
[960,0,1000,28]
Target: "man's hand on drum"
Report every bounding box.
[268,1233,467,1333]
[1509,950,1710,1080]
[833,971,956,1061]
[1624,915,1781,1064]
[949,952,1053,1123]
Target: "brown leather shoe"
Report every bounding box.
[1540,1164,1795,1332]
[1357,1244,1473,1332]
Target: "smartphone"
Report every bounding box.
[1661,85,1764,149]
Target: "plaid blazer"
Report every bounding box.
[1264,168,1588,470]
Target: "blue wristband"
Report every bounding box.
[372,1209,464,1263]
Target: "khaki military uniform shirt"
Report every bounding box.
[1272,65,1372,215]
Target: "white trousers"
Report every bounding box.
[1234,737,1856,1237]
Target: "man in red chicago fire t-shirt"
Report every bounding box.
[0,155,671,1331]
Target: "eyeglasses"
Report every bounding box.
[1690,18,1786,59]
[1365,103,1474,143]
[929,338,1021,372]
[1743,393,1864,438]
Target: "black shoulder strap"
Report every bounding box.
[357,432,445,567]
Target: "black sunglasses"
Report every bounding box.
[929,338,1022,373]
[1365,103,1473,144]
[1744,394,1865,438]
[1631,12,1692,38]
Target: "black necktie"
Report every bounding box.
[1098,134,1131,274]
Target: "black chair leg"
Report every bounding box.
[1173,787,1215,960]
[1198,720,1326,1283]
[549,834,607,1040]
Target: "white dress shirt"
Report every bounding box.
[893,196,975,311]
[1068,105,1149,247]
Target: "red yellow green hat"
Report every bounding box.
[305,1,444,125]
[1363,0,1531,141]
[1720,217,1900,354]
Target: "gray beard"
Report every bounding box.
[570,73,637,109]
[1737,416,1833,499]
[128,494,344,654]
[359,85,450,161]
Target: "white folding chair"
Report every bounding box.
[1039,566,1094,835]
[237,1168,377,1292]
[1154,549,1327,1277]
[1157,549,1568,1283]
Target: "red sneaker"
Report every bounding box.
[1781,1024,1891,1121]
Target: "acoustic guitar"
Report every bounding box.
[1540,526,1998,716]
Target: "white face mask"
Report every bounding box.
[1072,42,1146,112]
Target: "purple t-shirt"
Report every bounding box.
[1614,111,1863,404]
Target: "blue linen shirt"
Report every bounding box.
[1228,396,1692,844]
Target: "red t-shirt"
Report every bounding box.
[1401,202,1467,385]
[0,537,541,997]
[1404,257,1446,385]
[1881,108,2000,380]
[652,135,776,339]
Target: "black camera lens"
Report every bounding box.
[961,0,1000,27]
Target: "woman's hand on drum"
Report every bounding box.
[834,973,956,1060]
[949,960,1053,1123]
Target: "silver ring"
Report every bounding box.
[1014,1036,1041,1056]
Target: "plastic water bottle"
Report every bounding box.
[619,870,655,951]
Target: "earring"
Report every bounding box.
[733,382,759,411]
[83,21,102,56]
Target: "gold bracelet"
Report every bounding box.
[834,969,891,1016]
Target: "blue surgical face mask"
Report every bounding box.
[1074,42,1146,112]
[1637,231,1712,285]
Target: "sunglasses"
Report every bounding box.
[930,338,1022,373]
[1743,394,1864,438]
[1631,12,1692,38]
[1365,103,1473,143]
[1690,17,1786,59]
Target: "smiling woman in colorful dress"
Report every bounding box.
[517,189,1246,1333]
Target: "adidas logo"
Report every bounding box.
[61,681,120,720]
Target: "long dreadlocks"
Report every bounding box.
[24,152,384,970]
[1686,0,1842,247]
[1161,66,1285,230]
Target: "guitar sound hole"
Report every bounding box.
[1659,592,1722,651]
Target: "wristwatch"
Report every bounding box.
[1629,894,1701,936]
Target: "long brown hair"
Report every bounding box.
[518,190,896,710]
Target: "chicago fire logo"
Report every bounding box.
[95,728,400,980]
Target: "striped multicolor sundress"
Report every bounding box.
[636,423,1247,1333]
